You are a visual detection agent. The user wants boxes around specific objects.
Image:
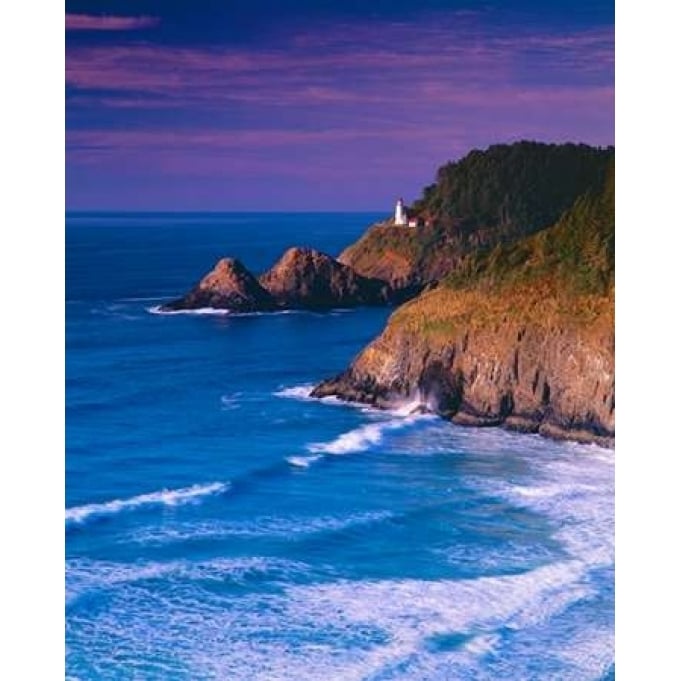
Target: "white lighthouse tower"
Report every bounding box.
[394,197,407,226]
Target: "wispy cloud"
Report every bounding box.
[65,11,614,208]
[66,126,459,161]
[65,14,159,31]
[66,23,613,111]
[66,126,460,196]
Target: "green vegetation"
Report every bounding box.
[412,140,613,236]
[443,160,615,296]
[341,141,614,286]
[386,159,615,340]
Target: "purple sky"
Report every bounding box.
[66,1,614,210]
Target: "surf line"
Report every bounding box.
[286,399,437,468]
[65,481,230,526]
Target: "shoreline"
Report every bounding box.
[309,389,615,450]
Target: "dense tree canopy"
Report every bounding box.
[443,159,614,296]
[340,141,614,290]
[412,141,613,238]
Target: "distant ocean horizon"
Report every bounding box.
[66,212,614,680]
[65,210,388,217]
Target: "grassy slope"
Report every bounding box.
[388,161,615,340]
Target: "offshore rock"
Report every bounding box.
[160,257,277,312]
[258,247,390,309]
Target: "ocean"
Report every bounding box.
[65,212,614,680]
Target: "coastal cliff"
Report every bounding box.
[312,284,614,445]
[339,142,613,295]
[314,156,615,445]
[160,140,615,444]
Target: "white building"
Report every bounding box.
[394,198,408,226]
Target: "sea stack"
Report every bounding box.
[258,247,390,309]
[160,257,277,312]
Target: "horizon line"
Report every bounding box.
[66,209,390,215]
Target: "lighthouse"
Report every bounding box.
[394,198,407,226]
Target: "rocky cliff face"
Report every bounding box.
[315,160,615,446]
[161,257,277,312]
[258,247,390,309]
[312,285,614,446]
[338,221,471,294]
[159,142,614,446]
[339,142,614,296]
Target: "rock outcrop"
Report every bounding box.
[161,248,391,313]
[161,257,277,312]
[314,159,615,446]
[159,141,615,446]
[312,285,614,446]
[339,142,614,297]
[258,247,390,309]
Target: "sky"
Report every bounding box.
[65,0,614,211]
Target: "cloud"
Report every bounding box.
[65,14,159,31]
[65,26,613,113]
[65,94,613,178]
[65,16,613,109]
[65,126,460,196]
[65,12,614,199]
[66,126,456,156]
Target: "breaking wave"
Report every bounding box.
[126,510,395,546]
[286,455,323,468]
[308,411,437,456]
[65,482,230,526]
[273,384,316,400]
[148,306,317,317]
[148,305,235,316]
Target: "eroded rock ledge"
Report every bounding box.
[312,297,614,447]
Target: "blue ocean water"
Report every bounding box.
[66,213,614,680]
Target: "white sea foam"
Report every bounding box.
[308,422,385,454]
[462,633,501,655]
[66,556,308,607]
[66,409,613,679]
[67,555,305,588]
[387,395,434,417]
[65,482,229,525]
[148,306,310,318]
[273,384,316,400]
[274,383,381,416]
[276,384,410,419]
[147,305,234,316]
[308,412,436,455]
[220,393,243,410]
[286,561,589,643]
[66,555,607,680]
[286,455,323,468]
[281,430,612,679]
[272,559,602,680]
[489,452,614,568]
[67,441,613,678]
[126,511,395,546]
